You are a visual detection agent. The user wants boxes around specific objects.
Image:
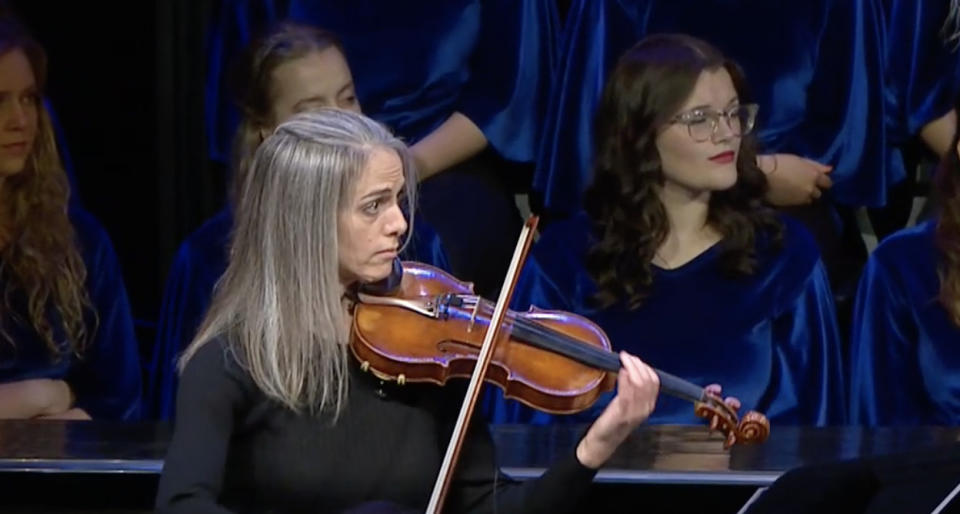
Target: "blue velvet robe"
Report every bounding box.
[880,0,960,177]
[0,208,141,420]
[206,0,559,164]
[482,215,845,426]
[849,220,960,426]
[535,0,887,214]
[147,209,451,420]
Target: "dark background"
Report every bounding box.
[6,0,575,338]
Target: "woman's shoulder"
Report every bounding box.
[68,207,115,255]
[181,336,253,392]
[751,214,829,308]
[184,335,238,369]
[762,214,823,276]
[175,209,234,263]
[67,207,125,280]
[865,219,938,287]
[871,220,936,267]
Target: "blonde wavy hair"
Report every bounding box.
[0,19,92,358]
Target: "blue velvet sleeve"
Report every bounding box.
[455,0,560,163]
[67,212,142,420]
[778,0,888,206]
[204,0,286,163]
[148,212,232,420]
[883,0,960,142]
[149,240,223,420]
[532,0,635,214]
[765,259,847,425]
[848,252,924,426]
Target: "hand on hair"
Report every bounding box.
[760,153,833,206]
[575,352,659,469]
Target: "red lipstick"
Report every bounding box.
[708,151,735,164]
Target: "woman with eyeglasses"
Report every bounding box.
[483,34,845,427]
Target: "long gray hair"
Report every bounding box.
[180,109,417,417]
[945,0,960,50]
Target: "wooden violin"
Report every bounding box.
[351,260,770,448]
[350,217,769,513]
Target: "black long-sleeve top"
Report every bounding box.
[155,339,598,513]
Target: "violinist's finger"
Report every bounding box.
[625,352,659,387]
[619,352,643,382]
[705,383,722,396]
[724,396,742,410]
[620,353,647,398]
[619,353,658,413]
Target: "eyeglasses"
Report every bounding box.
[668,104,758,142]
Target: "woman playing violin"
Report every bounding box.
[154,109,734,513]
[485,34,845,427]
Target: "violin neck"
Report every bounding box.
[511,318,706,404]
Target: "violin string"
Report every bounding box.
[448,294,707,404]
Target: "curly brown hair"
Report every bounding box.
[935,121,960,326]
[0,18,92,358]
[584,34,782,310]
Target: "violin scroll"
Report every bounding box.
[694,394,770,449]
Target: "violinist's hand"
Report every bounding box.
[576,352,659,469]
[759,153,832,206]
[704,383,741,411]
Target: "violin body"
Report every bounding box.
[351,261,770,448]
[351,261,617,414]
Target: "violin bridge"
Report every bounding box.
[467,297,482,333]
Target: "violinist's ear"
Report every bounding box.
[360,257,403,295]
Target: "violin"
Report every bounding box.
[352,260,770,448]
[350,217,769,513]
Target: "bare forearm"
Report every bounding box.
[920,108,956,158]
[410,112,488,181]
[38,408,91,420]
[0,379,73,419]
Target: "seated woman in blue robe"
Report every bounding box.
[536,0,885,215]
[149,24,450,420]
[849,126,960,426]
[535,0,889,300]
[484,35,845,427]
[205,0,560,297]
[870,0,960,238]
[882,0,959,165]
[0,19,141,420]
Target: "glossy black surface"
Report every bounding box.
[492,424,960,485]
[0,420,170,473]
[2,420,959,486]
